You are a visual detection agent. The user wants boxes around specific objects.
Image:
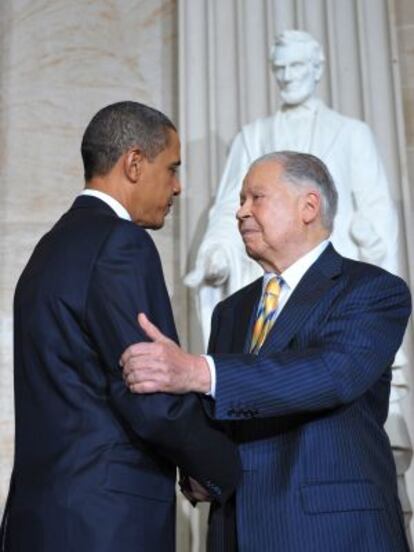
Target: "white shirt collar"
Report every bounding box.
[280,97,322,118]
[80,189,131,221]
[263,239,330,292]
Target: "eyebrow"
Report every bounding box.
[242,183,265,194]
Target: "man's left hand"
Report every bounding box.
[180,476,212,504]
[120,313,211,394]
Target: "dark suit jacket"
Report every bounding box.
[207,244,411,552]
[0,196,240,552]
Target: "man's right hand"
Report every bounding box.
[121,313,212,394]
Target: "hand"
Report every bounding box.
[204,248,229,286]
[120,313,211,394]
[350,213,386,262]
[181,477,212,504]
[184,247,229,288]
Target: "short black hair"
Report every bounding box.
[81,101,176,181]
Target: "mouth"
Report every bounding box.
[282,84,301,92]
[240,228,259,238]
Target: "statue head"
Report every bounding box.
[269,30,325,106]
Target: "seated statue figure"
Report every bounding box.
[185,29,399,345]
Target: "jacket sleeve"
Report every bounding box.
[211,270,411,420]
[85,221,241,502]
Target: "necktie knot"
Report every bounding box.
[265,276,280,296]
[263,276,280,312]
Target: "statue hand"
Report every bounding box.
[204,248,229,286]
[184,246,229,288]
[183,267,204,288]
[350,213,386,263]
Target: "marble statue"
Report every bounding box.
[185,29,412,530]
[186,30,399,340]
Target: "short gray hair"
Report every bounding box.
[250,151,338,232]
[269,30,325,69]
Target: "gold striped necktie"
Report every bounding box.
[250,276,281,354]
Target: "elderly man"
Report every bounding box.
[186,30,399,346]
[122,152,411,551]
[0,101,241,552]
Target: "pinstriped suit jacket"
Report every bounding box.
[207,244,411,552]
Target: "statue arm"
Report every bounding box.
[186,130,253,288]
[349,123,400,274]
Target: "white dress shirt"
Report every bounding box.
[205,240,330,397]
[275,97,322,153]
[80,189,131,221]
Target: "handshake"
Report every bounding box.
[121,312,215,504]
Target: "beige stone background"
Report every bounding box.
[0,0,183,529]
[0,0,414,550]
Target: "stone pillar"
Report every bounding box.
[0,0,188,545]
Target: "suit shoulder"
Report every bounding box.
[95,217,158,256]
[342,257,411,298]
[61,211,162,277]
[215,277,262,312]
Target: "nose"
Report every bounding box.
[173,176,181,196]
[236,200,250,221]
[282,65,292,82]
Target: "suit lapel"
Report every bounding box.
[259,244,343,355]
[231,279,262,353]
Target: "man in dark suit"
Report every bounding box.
[0,101,241,552]
[121,151,412,551]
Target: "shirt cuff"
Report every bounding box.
[201,354,216,398]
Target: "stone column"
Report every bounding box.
[0,0,188,545]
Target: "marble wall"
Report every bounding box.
[0,0,180,516]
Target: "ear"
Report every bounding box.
[314,61,324,83]
[301,190,321,224]
[124,148,144,183]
